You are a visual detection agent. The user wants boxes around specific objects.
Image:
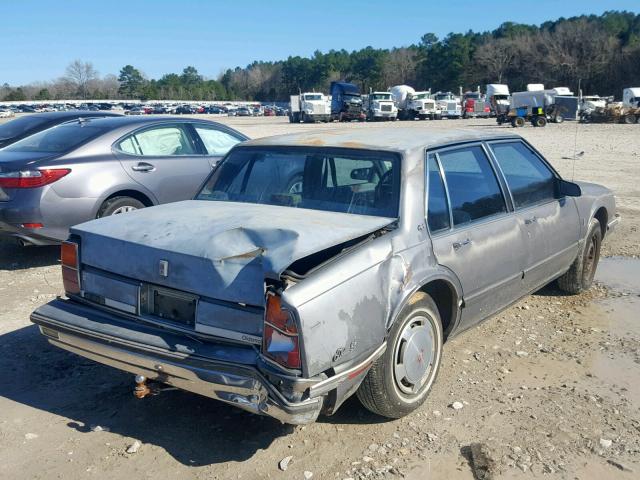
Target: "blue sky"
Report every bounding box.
[1,0,638,84]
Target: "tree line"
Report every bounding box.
[2,10,639,103]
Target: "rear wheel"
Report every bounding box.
[554,114,564,124]
[557,218,602,294]
[533,116,547,127]
[623,114,635,124]
[512,116,525,128]
[97,196,145,218]
[357,292,443,418]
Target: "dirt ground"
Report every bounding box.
[1,116,639,480]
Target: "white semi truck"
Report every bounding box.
[390,85,440,120]
[486,84,510,116]
[432,91,462,118]
[289,93,331,123]
[362,91,398,121]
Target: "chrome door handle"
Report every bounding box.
[132,162,155,172]
[524,216,537,225]
[453,238,472,250]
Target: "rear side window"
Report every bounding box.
[490,141,556,208]
[117,125,196,156]
[4,123,107,153]
[426,154,450,233]
[438,146,506,226]
[194,126,241,156]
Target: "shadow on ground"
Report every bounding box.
[0,324,295,466]
[0,323,388,466]
[0,239,60,270]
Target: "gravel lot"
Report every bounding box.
[1,116,639,479]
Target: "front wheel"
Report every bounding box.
[356,292,443,418]
[557,218,602,294]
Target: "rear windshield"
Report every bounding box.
[3,121,108,153]
[197,147,401,218]
[0,116,48,141]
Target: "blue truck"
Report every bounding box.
[330,81,365,122]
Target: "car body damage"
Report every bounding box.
[72,200,396,306]
[31,128,618,424]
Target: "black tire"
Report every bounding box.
[636,115,640,124]
[555,114,564,124]
[557,218,602,294]
[512,117,525,128]
[97,196,145,218]
[623,114,635,124]
[356,292,443,419]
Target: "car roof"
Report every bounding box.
[243,128,521,153]
[60,115,225,128]
[33,110,122,119]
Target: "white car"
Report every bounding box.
[0,109,15,118]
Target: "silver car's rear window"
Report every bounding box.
[3,122,108,153]
[197,147,401,218]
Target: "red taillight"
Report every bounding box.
[0,169,71,189]
[263,293,301,369]
[61,241,80,295]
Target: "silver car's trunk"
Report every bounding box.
[72,200,393,342]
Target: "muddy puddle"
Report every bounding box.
[590,257,640,405]
[596,256,640,294]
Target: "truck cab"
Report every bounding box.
[433,92,462,118]
[462,91,490,118]
[289,93,331,123]
[408,92,439,120]
[363,92,397,121]
[330,82,365,122]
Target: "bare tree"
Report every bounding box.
[382,48,418,87]
[474,37,517,84]
[64,60,98,99]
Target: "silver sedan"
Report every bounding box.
[0,116,248,245]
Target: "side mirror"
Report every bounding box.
[559,179,581,197]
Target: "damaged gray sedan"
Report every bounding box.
[31,129,619,424]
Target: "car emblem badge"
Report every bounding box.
[159,260,169,277]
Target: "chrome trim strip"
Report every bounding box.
[195,323,261,345]
[308,343,386,398]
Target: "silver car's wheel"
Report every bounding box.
[357,292,443,418]
[393,315,436,396]
[97,196,146,218]
[112,205,139,215]
[287,175,303,195]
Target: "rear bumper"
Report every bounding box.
[0,219,60,245]
[31,298,324,424]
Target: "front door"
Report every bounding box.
[427,146,524,328]
[115,123,211,204]
[487,140,581,290]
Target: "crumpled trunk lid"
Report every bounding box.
[73,200,393,307]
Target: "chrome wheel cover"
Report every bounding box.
[393,315,436,396]
[112,206,138,215]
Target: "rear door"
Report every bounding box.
[427,145,525,328]
[487,140,580,290]
[114,123,211,204]
[191,123,245,169]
